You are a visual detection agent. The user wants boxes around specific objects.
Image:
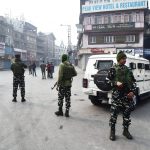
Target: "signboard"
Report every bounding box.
[135,48,143,55]
[91,48,116,54]
[92,23,135,31]
[82,0,148,14]
[117,48,135,55]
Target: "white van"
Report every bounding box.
[82,54,150,105]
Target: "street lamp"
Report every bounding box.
[60,24,72,56]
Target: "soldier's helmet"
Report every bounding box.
[62,54,68,62]
[15,54,21,59]
[116,51,127,62]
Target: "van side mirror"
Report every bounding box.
[138,63,144,69]
[130,62,136,69]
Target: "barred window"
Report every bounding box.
[104,36,115,43]
[90,36,96,43]
[126,35,135,42]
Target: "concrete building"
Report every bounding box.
[0,15,57,69]
[37,32,56,64]
[54,41,68,65]
[23,22,37,63]
[36,32,47,64]
[77,0,150,70]
[0,16,14,69]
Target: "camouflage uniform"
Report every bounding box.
[13,75,25,98]
[108,65,136,128]
[11,55,27,102]
[55,54,77,117]
[108,64,136,140]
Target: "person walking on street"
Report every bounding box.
[50,62,54,78]
[40,61,46,79]
[11,54,27,102]
[107,51,136,141]
[46,62,51,78]
[32,62,37,77]
[28,63,32,75]
[55,54,77,117]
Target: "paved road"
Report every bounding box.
[0,67,150,150]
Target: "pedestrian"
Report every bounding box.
[50,61,54,78]
[32,62,37,77]
[55,54,77,117]
[46,62,51,78]
[40,61,46,79]
[28,63,32,75]
[107,51,136,141]
[11,54,27,102]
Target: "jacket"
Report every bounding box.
[57,61,77,87]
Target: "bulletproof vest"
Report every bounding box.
[63,63,77,80]
[114,65,129,83]
[114,65,132,91]
[13,62,25,75]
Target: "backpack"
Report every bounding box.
[12,62,25,75]
[63,64,77,80]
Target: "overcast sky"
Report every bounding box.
[0,0,80,46]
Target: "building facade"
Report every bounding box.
[78,0,150,70]
[0,15,57,69]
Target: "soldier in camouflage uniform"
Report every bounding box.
[107,51,136,141]
[55,54,77,117]
[11,54,27,102]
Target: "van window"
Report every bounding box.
[97,60,113,70]
[145,64,150,70]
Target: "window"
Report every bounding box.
[130,62,136,69]
[90,36,96,43]
[129,13,133,22]
[104,36,115,43]
[96,16,102,24]
[138,63,144,69]
[114,14,121,23]
[124,14,129,22]
[145,64,150,70]
[104,16,109,24]
[136,12,140,22]
[103,15,112,24]
[126,35,135,42]
[91,16,95,25]
[84,17,91,25]
[97,60,113,70]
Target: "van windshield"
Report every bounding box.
[97,60,113,70]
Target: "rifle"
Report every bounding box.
[51,82,58,90]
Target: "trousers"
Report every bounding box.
[58,86,71,110]
[109,90,135,128]
[13,75,25,98]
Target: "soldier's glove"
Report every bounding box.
[116,81,123,88]
[127,92,134,100]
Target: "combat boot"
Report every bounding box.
[55,107,63,116]
[12,97,17,102]
[123,128,133,139]
[65,109,70,117]
[21,97,26,102]
[109,127,116,141]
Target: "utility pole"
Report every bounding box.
[60,24,72,61]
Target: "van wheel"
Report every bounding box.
[89,95,102,105]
